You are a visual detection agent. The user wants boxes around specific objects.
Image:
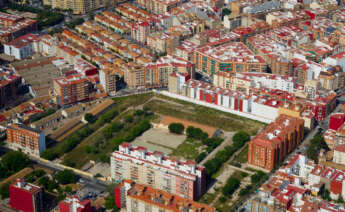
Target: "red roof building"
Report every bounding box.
[59,196,91,212]
[9,179,43,212]
[248,114,305,171]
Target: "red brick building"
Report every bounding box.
[53,74,92,106]
[9,179,43,212]
[59,196,91,212]
[248,114,304,171]
[6,123,46,156]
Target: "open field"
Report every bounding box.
[170,139,203,160]
[231,145,249,164]
[132,128,186,154]
[145,96,265,134]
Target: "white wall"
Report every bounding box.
[158,91,272,123]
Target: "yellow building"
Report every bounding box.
[43,0,117,14]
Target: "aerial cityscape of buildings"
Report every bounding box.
[1,0,345,211]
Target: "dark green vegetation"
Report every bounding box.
[306,134,329,163]
[222,177,240,197]
[66,18,84,29]
[0,151,30,180]
[52,94,154,168]
[42,105,120,160]
[168,123,184,134]
[204,131,250,180]
[4,4,64,29]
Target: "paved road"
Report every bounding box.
[31,156,108,191]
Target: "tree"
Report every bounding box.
[222,8,231,16]
[251,171,267,184]
[168,123,185,134]
[195,152,207,163]
[88,12,95,20]
[306,134,329,163]
[105,194,120,211]
[239,185,252,196]
[99,154,109,163]
[232,131,250,149]
[54,170,76,185]
[0,183,10,199]
[134,109,144,116]
[95,173,103,178]
[321,189,331,201]
[84,113,95,123]
[222,177,240,197]
[125,115,134,123]
[1,151,29,173]
[65,186,73,194]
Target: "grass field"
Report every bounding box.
[170,138,203,160]
[145,97,264,134]
[232,145,249,164]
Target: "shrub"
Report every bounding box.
[84,113,95,123]
[168,123,185,134]
[195,152,207,163]
[222,177,240,197]
[232,131,250,149]
[251,171,267,184]
[55,170,76,185]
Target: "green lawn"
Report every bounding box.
[170,138,203,160]
[145,98,264,134]
[113,92,153,112]
[232,145,249,164]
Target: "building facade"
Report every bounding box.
[42,0,117,14]
[53,74,92,106]
[193,42,266,76]
[6,124,46,156]
[59,196,91,212]
[9,179,43,212]
[99,68,120,95]
[4,33,39,60]
[111,143,206,201]
[0,68,22,109]
[248,114,305,171]
[115,180,215,212]
[0,12,37,45]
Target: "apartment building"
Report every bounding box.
[0,68,22,109]
[10,179,43,212]
[131,22,150,45]
[111,143,206,201]
[53,74,92,106]
[213,72,296,93]
[137,0,186,14]
[4,33,39,60]
[248,114,304,171]
[6,123,46,156]
[43,0,117,14]
[0,12,37,45]
[193,42,266,76]
[59,196,91,212]
[124,55,194,88]
[99,68,120,95]
[115,180,215,212]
